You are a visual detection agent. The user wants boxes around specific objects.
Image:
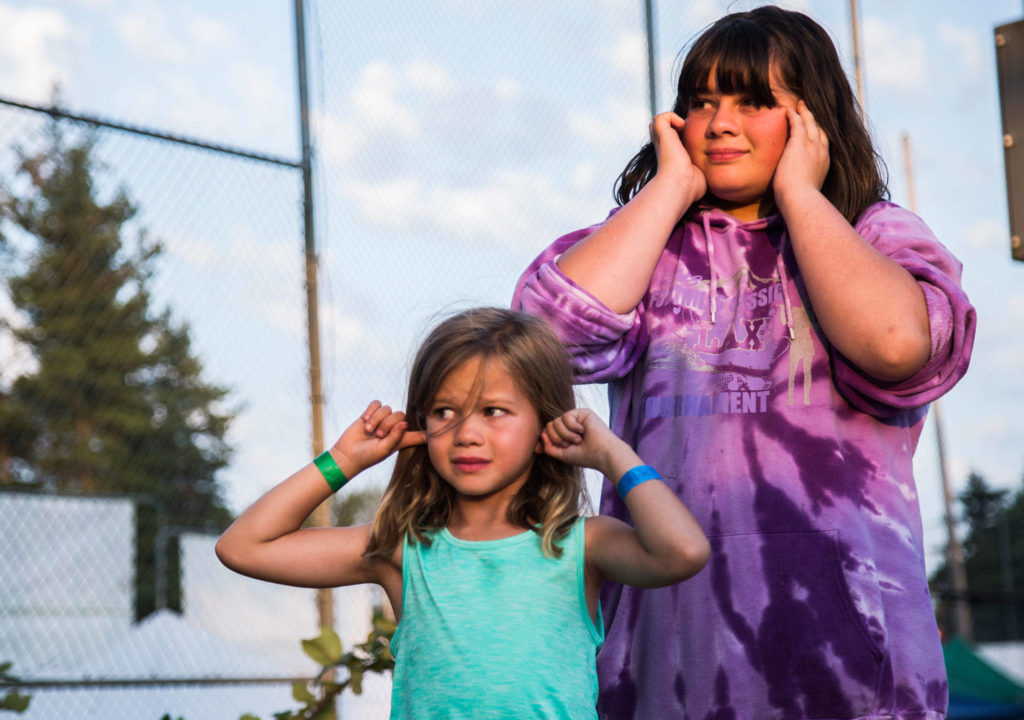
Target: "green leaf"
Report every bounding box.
[349,669,364,695]
[300,627,342,666]
[1,691,32,712]
[239,714,262,720]
[291,680,315,704]
[372,616,396,635]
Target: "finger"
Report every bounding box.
[786,106,804,136]
[541,422,571,448]
[361,400,382,422]
[563,409,587,434]
[376,410,407,438]
[365,403,394,434]
[548,415,583,445]
[398,428,427,449]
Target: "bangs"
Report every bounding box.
[678,19,777,108]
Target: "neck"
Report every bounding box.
[447,500,528,541]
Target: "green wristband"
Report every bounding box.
[314,450,348,493]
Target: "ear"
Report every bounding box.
[534,436,544,455]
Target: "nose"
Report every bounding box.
[707,100,739,137]
[453,414,483,446]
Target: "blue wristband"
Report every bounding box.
[616,465,660,501]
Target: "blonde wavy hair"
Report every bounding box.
[364,307,588,560]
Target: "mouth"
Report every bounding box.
[452,457,490,472]
[706,148,747,162]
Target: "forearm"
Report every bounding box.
[597,446,710,583]
[777,188,930,381]
[557,174,695,314]
[617,473,710,582]
[217,455,339,554]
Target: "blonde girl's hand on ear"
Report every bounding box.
[541,408,638,480]
[773,100,830,204]
[330,400,427,479]
[650,112,708,212]
[215,400,425,591]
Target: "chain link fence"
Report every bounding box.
[2,0,1019,717]
[0,2,643,716]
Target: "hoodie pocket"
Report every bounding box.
[708,528,885,719]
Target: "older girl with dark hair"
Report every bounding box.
[515,6,975,719]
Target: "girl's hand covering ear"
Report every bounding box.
[541,408,621,475]
[330,401,426,478]
[774,100,830,199]
[650,112,708,212]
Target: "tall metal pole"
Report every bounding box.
[644,0,657,118]
[902,134,972,641]
[849,0,866,112]
[294,0,334,637]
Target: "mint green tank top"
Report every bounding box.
[389,518,603,719]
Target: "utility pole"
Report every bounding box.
[644,0,657,118]
[849,0,866,112]
[294,0,336,671]
[902,134,972,641]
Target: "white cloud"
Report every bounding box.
[571,161,598,193]
[313,110,363,165]
[965,218,1007,250]
[0,4,75,101]
[188,13,237,49]
[340,168,596,249]
[226,61,277,113]
[407,59,453,95]
[937,24,985,78]
[569,97,648,148]
[351,61,420,138]
[683,0,726,32]
[863,17,928,93]
[605,30,647,85]
[495,76,522,103]
[114,5,189,64]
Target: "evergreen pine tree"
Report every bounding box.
[0,120,233,617]
[929,471,1024,641]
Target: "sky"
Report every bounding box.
[0,0,1022,576]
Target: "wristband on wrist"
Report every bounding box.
[616,464,660,501]
[314,450,349,493]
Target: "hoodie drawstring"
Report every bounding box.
[702,212,717,324]
[699,210,796,341]
[776,234,796,341]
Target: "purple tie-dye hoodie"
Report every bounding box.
[513,202,976,720]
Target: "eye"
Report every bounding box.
[740,96,769,109]
[430,406,455,422]
[688,97,713,112]
[483,406,508,418]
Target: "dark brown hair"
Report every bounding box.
[364,308,587,560]
[615,5,888,223]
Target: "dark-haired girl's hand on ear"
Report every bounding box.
[773,100,931,382]
[330,401,427,480]
[554,112,706,315]
[650,112,708,212]
[773,100,830,203]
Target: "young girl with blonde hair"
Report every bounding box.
[216,307,710,719]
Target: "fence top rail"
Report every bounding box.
[0,95,302,169]
[0,675,315,689]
